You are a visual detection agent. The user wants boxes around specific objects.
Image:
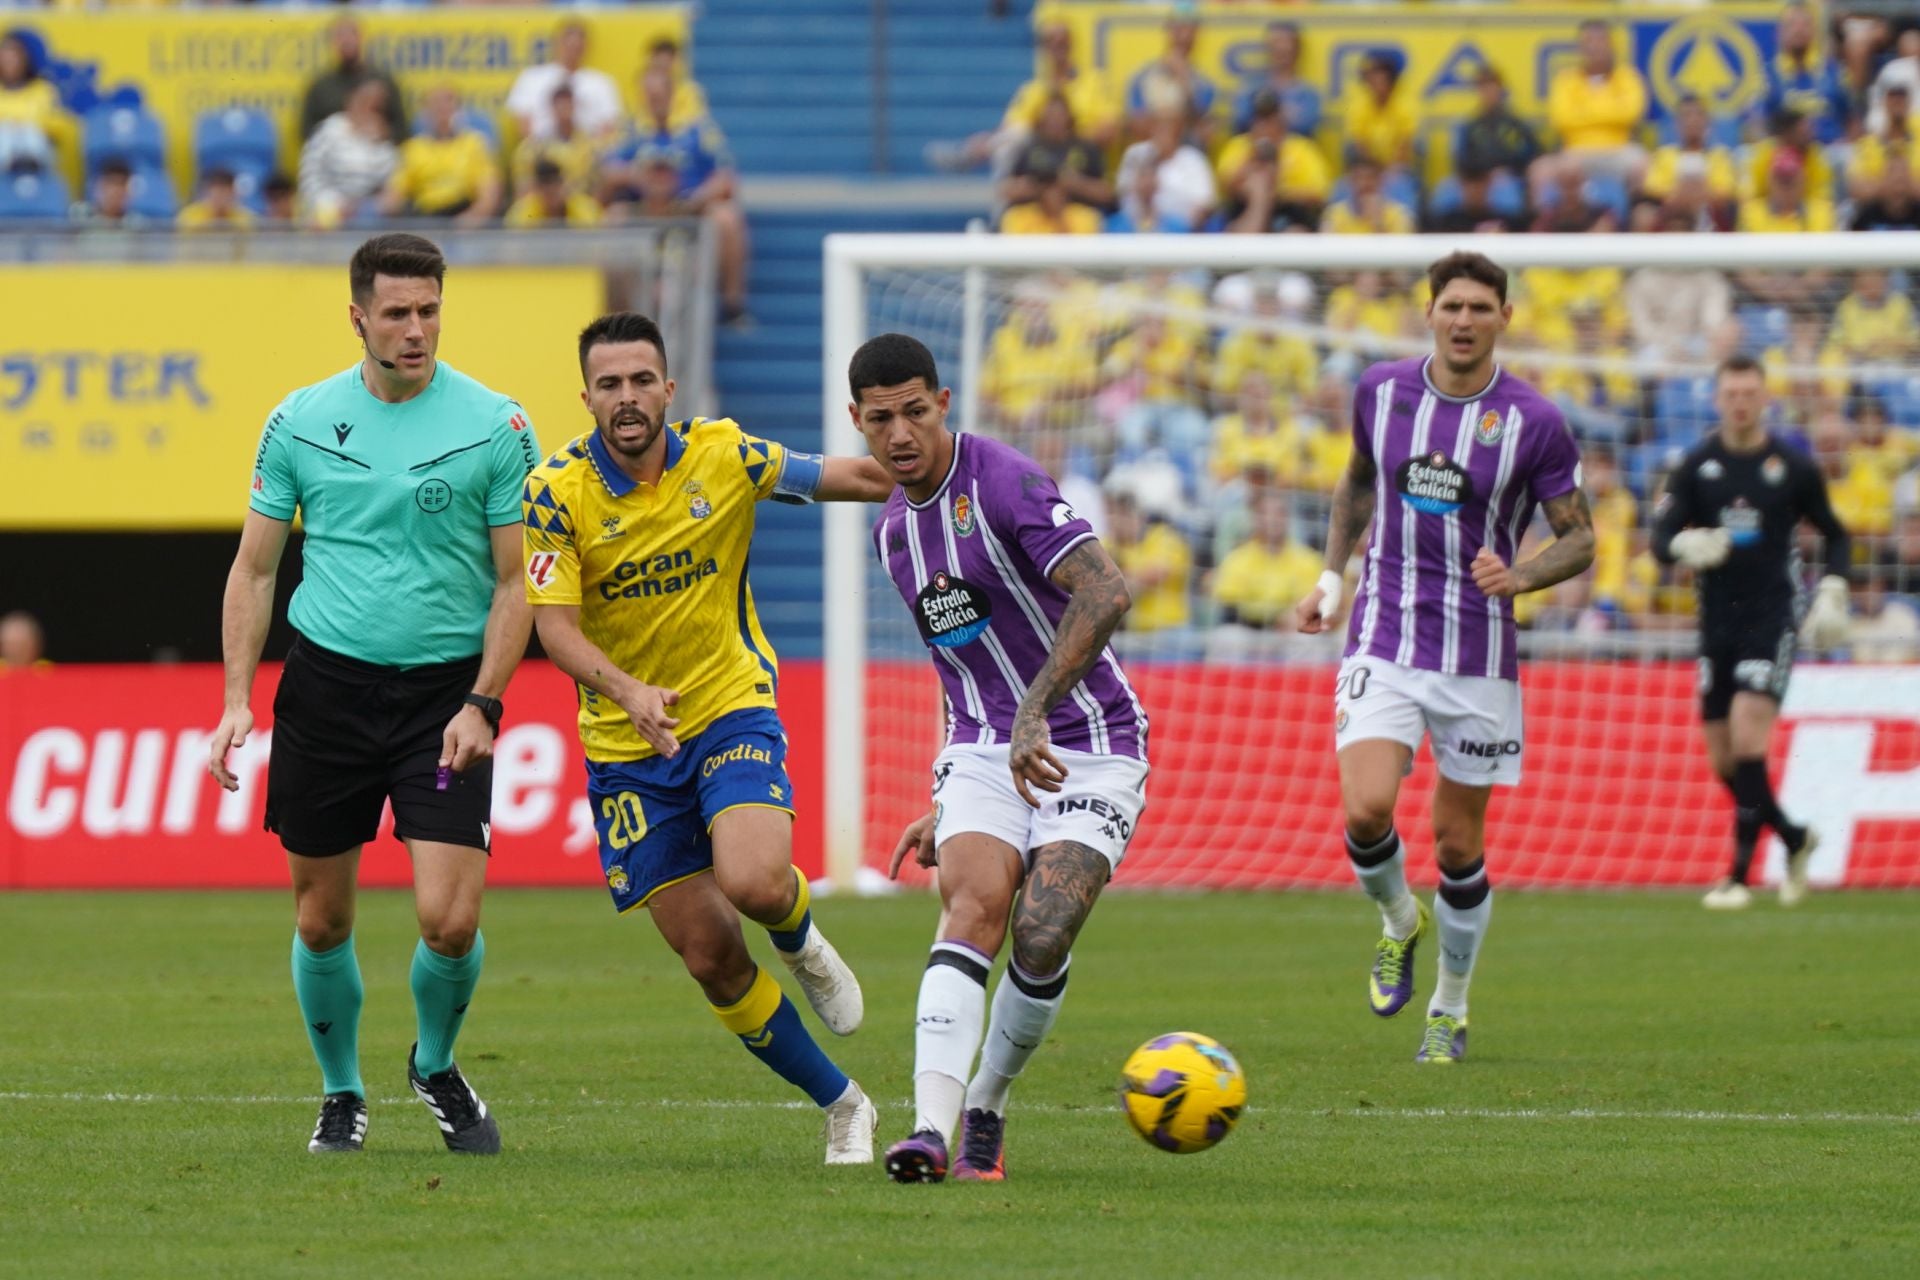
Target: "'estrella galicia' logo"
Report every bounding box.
[915,571,992,648]
[1720,498,1762,546]
[1396,452,1473,516]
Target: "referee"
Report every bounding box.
[209,233,541,1154]
[1653,354,1850,911]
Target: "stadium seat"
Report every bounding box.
[194,108,278,178]
[0,169,70,221]
[1878,373,1920,427]
[1736,305,1790,355]
[1427,170,1525,219]
[84,104,166,174]
[1652,376,1715,445]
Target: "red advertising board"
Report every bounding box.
[5,660,1918,890]
[862,660,1920,890]
[0,662,824,890]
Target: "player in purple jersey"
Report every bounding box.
[849,334,1149,1183]
[1295,252,1594,1064]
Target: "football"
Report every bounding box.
[1118,1032,1247,1154]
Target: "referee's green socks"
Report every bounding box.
[411,933,484,1077]
[292,934,365,1099]
[710,965,849,1107]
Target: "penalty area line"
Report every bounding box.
[0,1092,1913,1125]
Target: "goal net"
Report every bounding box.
[821,232,1920,893]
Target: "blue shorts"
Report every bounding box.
[585,708,795,913]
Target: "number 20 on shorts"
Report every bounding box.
[601,792,649,850]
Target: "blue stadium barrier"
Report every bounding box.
[1427,170,1525,219]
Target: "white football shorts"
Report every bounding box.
[929,743,1150,873]
[1333,656,1525,788]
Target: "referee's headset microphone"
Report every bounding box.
[354,319,398,371]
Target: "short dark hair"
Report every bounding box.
[649,36,681,56]
[1716,353,1764,381]
[1428,250,1508,305]
[578,311,667,379]
[98,156,133,180]
[849,332,940,403]
[349,232,445,305]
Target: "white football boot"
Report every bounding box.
[822,1080,877,1165]
[778,928,864,1035]
[1702,879,1753,911]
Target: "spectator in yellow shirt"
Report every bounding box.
[1209,371,1303,486]
[979,295,1098,431]
[1581,448,1637,609]
[511,85,601,199]
[1212,282,1318,413]
[1848,83,1919,201]
[1325,270,1406,354]
[1218,89,1331,233]
[504,157,603,228]
[1547,19,1648,183]
[1642,93,1737,215]
[644,37,711,135]
[1738,149,1835,232]
[1343,52,1417,171]
[378,85,501,225]
[1742,108,1833,202]
[1003,19,1119,150]
[1814,412,1895,537]
[1828,268,1919,364]
[999,157,1104,235]
[1320,157,1416,235]
[1003,94,1114,214]
[1109,491,1192,633]
[177,168,256,232]
[1210,488,1322,630]
[0,33,67,174]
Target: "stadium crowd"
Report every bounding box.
[960,2,1920,658]
[0,17,752,320]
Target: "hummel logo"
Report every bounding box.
[312,1021,333,1035]
[454,1003,470,1015]
[333,422,354,445]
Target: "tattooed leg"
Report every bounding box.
[963,841,1110,1122]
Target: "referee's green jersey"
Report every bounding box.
[249,362,541,666]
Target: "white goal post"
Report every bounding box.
[819,231,1920,892]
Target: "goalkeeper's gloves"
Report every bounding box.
[1669,527,1732,570]
[1801,574,1851,651]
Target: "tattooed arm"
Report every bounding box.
[1296,450,1377,634]
[1471,489,1597,598]
[1010,539,1132,808]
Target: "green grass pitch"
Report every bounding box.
[2,889,1914,1279]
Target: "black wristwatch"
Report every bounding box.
[463,693,504,734]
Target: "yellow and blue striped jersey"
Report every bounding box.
[523,417,807,762]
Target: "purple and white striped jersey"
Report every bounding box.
[874,433,1149,760]
[1345,356,1583,682]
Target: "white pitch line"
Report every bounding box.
[0,1092,1912,1126]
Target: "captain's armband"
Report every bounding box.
[771,450,824,504]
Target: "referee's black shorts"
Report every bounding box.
[264,635,492,857]
[1697,613,1797,723]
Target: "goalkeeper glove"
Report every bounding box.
[1801,575,1851,651]
[1669,527,1732,570]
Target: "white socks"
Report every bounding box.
[966,956,1069,1116]
[1433,858,1493,1017]
[912,941,989,1144]
[1348,827,1420,939]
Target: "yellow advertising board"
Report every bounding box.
[0,264,605,529]
[9,6,688,193]
[1042,3,1782,132]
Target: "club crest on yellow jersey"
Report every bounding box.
[686,478,712,519]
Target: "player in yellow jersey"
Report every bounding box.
[525,312,893,1164]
